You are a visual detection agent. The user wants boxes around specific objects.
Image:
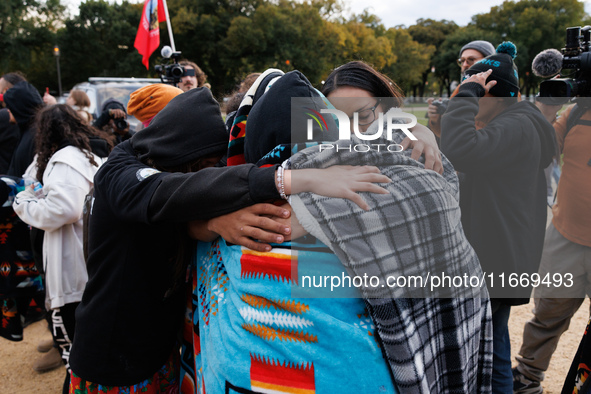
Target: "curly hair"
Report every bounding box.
[34,104,111,181]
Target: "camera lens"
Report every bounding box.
[171,65,184,78]
[114,118,128,130]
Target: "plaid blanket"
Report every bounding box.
[289,113,493,393]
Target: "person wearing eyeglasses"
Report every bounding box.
[427,40,496,137]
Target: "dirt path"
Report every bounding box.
[0,298,589,393]
[0,319,65,393]
[510,298,589,393]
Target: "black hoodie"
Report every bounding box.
[70,88,279,386]
[441,82,557,303]
[3,81,43,177]
[0,109,20,174]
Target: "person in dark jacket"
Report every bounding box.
[0,109,20,174]
[440,42,557,393]
[3,81,43,177]
[93,98,133,144]
[69,88,293,392]
[0,81,44,344]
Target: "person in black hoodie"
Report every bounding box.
[0,109,20,174]
[93,98,133,144]
[0,81,44,347]
[3,81,43,177]
[69,87,288,392]
[440,42,557,393]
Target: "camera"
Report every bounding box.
[425,98,449,120]
[431,99,449,115]
[539,26,591,103]
[114,118,129,131]
[155,46,184,86]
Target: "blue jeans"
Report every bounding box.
[491,301,512,394]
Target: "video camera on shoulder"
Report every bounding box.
[535,26,591,104]
[155,46,186,86]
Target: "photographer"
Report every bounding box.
[178,60,208,92]
[440,42,557,393]
[427,40,495,137]
[513,97,591,394]
[93,99,132,145]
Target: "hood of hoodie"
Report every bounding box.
[131,87,228,168]
[500,100,557,169]
[3,81,43,131]
[244,70,339,165]
[89,136,111,158]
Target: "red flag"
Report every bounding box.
[134,0,167,69]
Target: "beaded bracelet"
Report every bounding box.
[276,165,288,200]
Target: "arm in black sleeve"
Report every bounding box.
[148,164,279,222]
[96,141,280,224]
[0,179,9,205]
[93,110,111,129]
[440,82,527,173]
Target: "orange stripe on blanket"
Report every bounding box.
[242,323,317,343]
[240,294,309,315]
[250,354,315,393]
[241,249,297,284]
[250,381,315,394]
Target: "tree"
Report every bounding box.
[383,27,434,95]
[472,0,587,96]
[57,0,146,90]
[222,0,345,87]
[334,16,396,72]
[408,18,458,98]
[0,0,66,92]
[166,0,264,95]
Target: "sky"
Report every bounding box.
[62,0,591,29]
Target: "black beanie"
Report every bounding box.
[131,87,228,168]
[3,81,43,127]
[465,42,520,98]
[244,70,338,164]
[101,98,127,114]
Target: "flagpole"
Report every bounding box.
[160,0,176,52]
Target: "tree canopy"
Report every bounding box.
[1,0,589,99]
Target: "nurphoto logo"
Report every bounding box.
[304,106,418,153]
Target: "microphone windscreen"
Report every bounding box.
[532,49,563,78]
[161,46,173,59]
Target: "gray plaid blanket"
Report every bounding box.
[290,115,493,393]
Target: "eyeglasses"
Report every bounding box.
[356,99,381,126]
[457,57,482,67]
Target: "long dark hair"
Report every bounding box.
[34,104,111,181]
[322,61,404,110]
